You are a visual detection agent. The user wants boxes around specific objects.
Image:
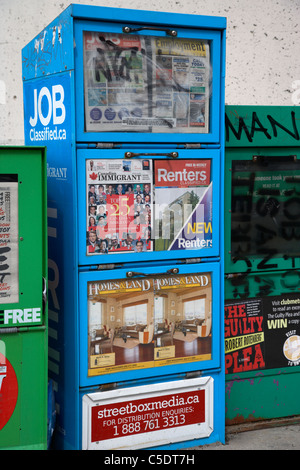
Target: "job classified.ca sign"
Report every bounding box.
[28,85,67,142]
[24,75,71,145]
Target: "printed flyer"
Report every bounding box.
[83,32,211,133]
[225,293,300,374]
[87,272,212,376]
[154,159,212,251]
[0,176,19,304]
[86,158,153,255]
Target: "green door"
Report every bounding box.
[224,106,300,426]
[0,146,48,449]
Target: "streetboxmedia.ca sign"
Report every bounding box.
[82,376,213,449]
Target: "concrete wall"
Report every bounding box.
[0,0,299,144]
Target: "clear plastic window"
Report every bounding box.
[0,175,19,304]
[87,272,212,375]
[83,32,211,133]
[231,156,300,259]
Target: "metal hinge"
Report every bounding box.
[184,143,201,149]
[98,382,118,392]
[95,143,117,149]
[185,370,202,379]
[96,264,122,271]
[182,258,202,264]
[42,276,47,315]
[0,325,46,335]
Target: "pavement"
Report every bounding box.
[196,423,300,450]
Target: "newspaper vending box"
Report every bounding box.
[0,146,48,450]
[225,106,300,425]
[22,4,226,449]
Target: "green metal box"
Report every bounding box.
[0,147,48,449]
[225,107,300,426]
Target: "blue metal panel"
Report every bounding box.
[23,71,80,450]
[78,261,222,388]
[22,6,74,80]
[77,148,221,265]
[74,19,222,144]
[71,3,226,30]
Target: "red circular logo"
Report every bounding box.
[0,351,18,430]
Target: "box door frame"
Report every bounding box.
[74,18,222,144]
[78,261,222,387]
[77,148,221,266]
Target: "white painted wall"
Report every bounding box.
[0,0,299,144]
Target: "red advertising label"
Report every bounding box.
[91,389,205,442]
[84,32,142,51]
[155,160,211,188]
[0,351,18,430]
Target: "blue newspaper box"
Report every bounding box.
[22,4,226,450]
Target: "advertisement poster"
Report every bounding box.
[0,177,19,304]
[83,32,210,133]
[225,293,300,374]
[154,159,212,251]
[86,159,153,255]
[87,272,212,376]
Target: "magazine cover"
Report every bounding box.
[86,158,153,255]
[83,32,211,134]
[154,159,213,251]
[87,272,212,376]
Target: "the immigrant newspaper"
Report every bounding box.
[86,158,153,255]
[84,32,210,133]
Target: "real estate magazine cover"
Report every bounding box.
[154,159,212,251]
